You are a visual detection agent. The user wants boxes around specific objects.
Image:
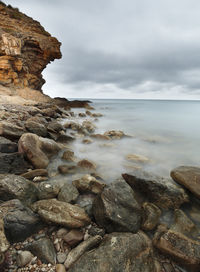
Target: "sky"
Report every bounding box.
[4,0,200,100]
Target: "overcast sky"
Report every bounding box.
[4,0,200,99]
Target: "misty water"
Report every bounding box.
[66,99,200,181]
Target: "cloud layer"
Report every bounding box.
[4,0,200,99]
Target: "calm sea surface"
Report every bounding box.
[70,99,200,181]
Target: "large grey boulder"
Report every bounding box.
[122,171,189,209]
[171,166,200,199]
[0,174,38,205]
[2,199,42,242]
[93,178,141,233]
[68,231,159,272]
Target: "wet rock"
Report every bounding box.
[3,199,42,242]
[0,152,29,174]
[91,133,110,140]
[67,232,159,272]
[63,122,82,131]
[123,171,189,209]
[0,219,9,253]
[21,169,48,180]
[56,264,66,272]
[18,133,61,169]
[65,235,102,269]
[85,110,92,116]
[58,165,77,175]
[37,181,63,200]
[25,238,56,264]
[93,178,141,233]
[78,113,86,117]
[0,136,17,153]
[82,121,96,133]
[125,153,149,163]
[104,130,125,139]
[63,230,84,247]
[58,184,79,203]
[82,138,93,144]
[47,121,63,133]
[32,199,91,228]
[171,166,200,199]
[153,225,200,271]
[92,113,103,117]
[0,174,38,205]
[170,209,199,238]
[16,251,33,267]
[142,202,161,231]
[76,194,96,217]
[62,150,75,162]
[25,120,47,137]
[73,174,106,195]
[0,121,25,140]
[77,159,96,170]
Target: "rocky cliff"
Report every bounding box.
[0,1,61,91]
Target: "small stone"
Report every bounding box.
[77,159,96,170]
[56,264,66,272]
[62,150,75,162]
[56,228,68,238]
[16,251,34,267]
[58,165,77,175]
[57,252,67,264]
[58,184,79,203]
[63,230,84,247]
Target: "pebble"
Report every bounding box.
[56,264,66,272]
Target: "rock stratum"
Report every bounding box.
[0,1,61,91]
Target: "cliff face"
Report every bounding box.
[0,2,61,91]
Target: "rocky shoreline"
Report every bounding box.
[0,98,200,272]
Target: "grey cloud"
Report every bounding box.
[4,0,200,98]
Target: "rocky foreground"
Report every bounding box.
[0,97,200,272]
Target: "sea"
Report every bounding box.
[68,99,200,181]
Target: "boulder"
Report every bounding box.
[2,199,42,242]
[153,225,200,271]
[65,235,102,269]
[32,199,91,228]
[73,174,106,195]
[62,150,75,162]
[25,120,47,137]
[0,174,38,205]
[68,232,159,272]
[21,169,48,180]
[18,133,61,169]
[82,121,96,133]
[47,121,63,133]
[93,179,141,233]
[58,184,79,203]
[142,202,161,231]
[171,166,200,199]
[77,159,96,170]
[0,219,9,253]
[0,152,30,174]
[0,121,25,140]
[0,136,17,153]
[104,130,125,139]
[122,171,189,209]
[16,251,34,267]
[25,238,56,264]
[37,181,63,200]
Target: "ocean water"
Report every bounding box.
[69,99,200,181]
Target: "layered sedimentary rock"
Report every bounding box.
[0,2,61,91]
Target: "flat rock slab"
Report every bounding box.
[122,171,189,209]
[0,174,38,205]
[171,166,200,199]
[154,226,200,271]
[2,199,42,243]
[93,178,141,233]
[68,231,159,272]
[32,199,91,228]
